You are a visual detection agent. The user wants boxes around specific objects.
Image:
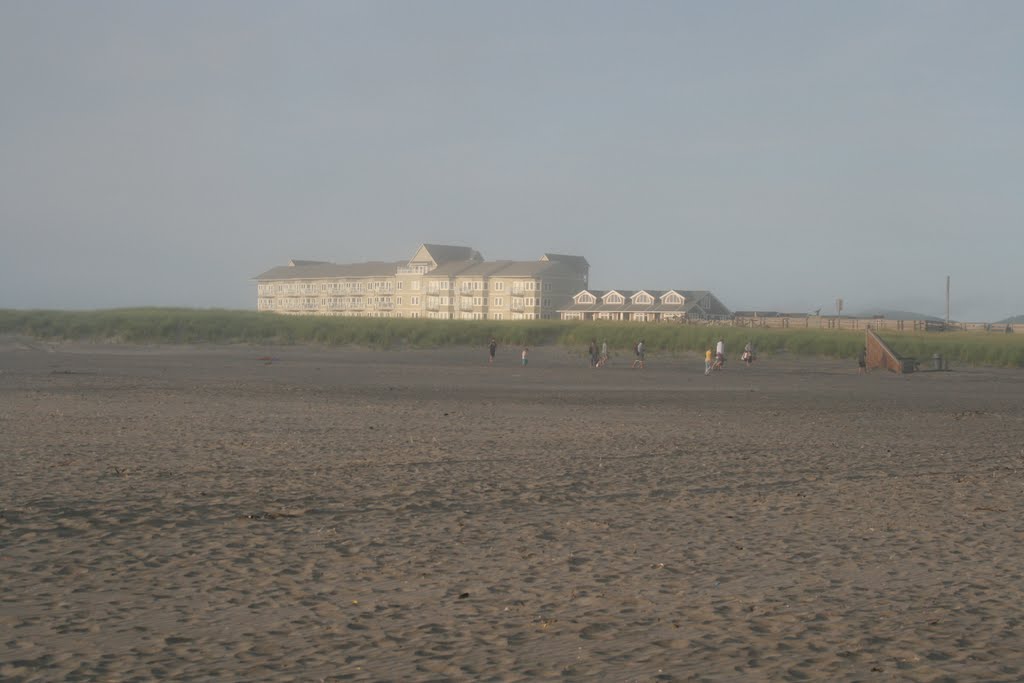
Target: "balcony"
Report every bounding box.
[459,300,475,312]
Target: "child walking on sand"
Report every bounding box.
[521,347,529,366]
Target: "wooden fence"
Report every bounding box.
[731,316,1021,333]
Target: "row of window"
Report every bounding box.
[424,297,551,307]
[256,301,561,321]
[260,296,553,308]
[258,282,397,295]
[260,278,554,297]
[577,293,685,305]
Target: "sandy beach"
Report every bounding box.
[2,339,1024,682]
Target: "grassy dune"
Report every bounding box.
[1,308,1022,367]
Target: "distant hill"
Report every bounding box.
[852,309,944,321]
[996,314,1024,324]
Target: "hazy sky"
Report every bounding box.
[2,1,1021,320]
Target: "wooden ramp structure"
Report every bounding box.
[866,328,915,374]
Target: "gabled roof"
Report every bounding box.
[601,290,635,301]
[444,261,518,278]
[684,291,731,316]
[652,300,703,313]
[422,259,491,277]
[255,261,405,280]
[540,253,590,272]
[423,259,581,279]
[414,244,483,266]
[492,260,577,278]
[631,289,664,301]
[573,289,605,302]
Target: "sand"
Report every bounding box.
[2,339,1024,682]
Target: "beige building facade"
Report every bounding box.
[255,244,589,321]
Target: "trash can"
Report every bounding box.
[932,353,943,370]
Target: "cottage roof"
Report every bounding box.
[560,302,604,312]
[573,289,606,302]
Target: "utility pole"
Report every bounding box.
[946,276,950,328]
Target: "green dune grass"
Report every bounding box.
[1,308,1022,367]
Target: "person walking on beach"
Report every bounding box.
[589,339,599,368]
[521,347,529,366]
[632,339,645,368]
[715,338,726,369]
[598,340,609,367]
[705,348,713,375]
[488,337,497,365]
[742,341,755,366]
[858,346,867,374]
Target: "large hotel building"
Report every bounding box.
[255,244,589,320]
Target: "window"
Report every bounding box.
[441,281,449,290]
[412,280,420,290]
[493,297,503,307]
[493,313,503,320]
[494,282,504,291]
[412,296,420,305]
[396,297,402,305]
